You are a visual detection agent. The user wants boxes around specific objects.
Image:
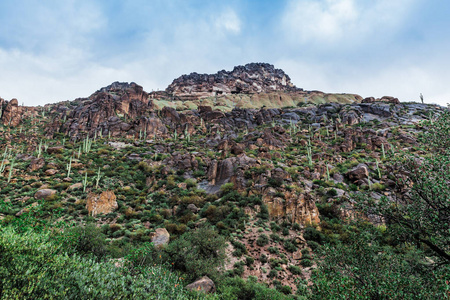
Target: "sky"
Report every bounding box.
[0,0,449,106]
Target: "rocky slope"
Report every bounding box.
[0,63,446,294]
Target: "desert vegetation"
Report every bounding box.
[0,72,449,299]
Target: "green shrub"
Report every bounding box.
[283,239,297,253]
[304,226,326,244]
[301,259,313,267]
[0,227,195,299]
[260,253,268,263]
[256,234,269,247]
[268,177,283,188]
[218,276,292,300]
[288,265,302,275]
[268,269,278,278]
[61,223,108,259]
[268,247,279,254]
[278,285,292,295]
[163,225,227,281]
[245,256,255,266]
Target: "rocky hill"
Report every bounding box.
[152,63,362,110]
[0,63,448,298]
[166,63,300,100]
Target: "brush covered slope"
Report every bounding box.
[0,65,449,299]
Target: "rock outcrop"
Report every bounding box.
[166,63,301,100]
[1,98,22,127]
[34,189,57,201]
[86,191,118,216]
[185,276,216,294]
[151,228,171,248]
[47,82,167,139]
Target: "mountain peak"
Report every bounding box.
[165,62,301,100]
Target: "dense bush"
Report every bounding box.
[163,225,227,282]
[0,227,195,300]
[217,277,294,300]
[256,234,269,247]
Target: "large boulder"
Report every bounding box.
[185,276,216,294]
[86,191,118,216]
[346,164,369,181]
[34,189,57,200]
[151,228,170,248]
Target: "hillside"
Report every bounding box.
[0,64,449,298]
[151,63,363,110]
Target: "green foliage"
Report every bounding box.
[163,225,227,282]
[359,109,450,265]
[303,226,326,244]
[256,234,269,247]
[288,265,302,275]
[268,177,283,188]
[217,276,293,300]
[283,239,297,253]
[0,226,196,300]
[300,259,312,267]
[61,223,108,259]
[310,230,449,299]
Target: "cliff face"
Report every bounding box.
[46,82,167,139]
[165,63,301,100]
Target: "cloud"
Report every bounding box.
[281,0,418,46]
[0,3,248,105]
[277,55,450,106]
[215,9,242,34]
[1,0,448,108]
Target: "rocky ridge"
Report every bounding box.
[166,63,300,100]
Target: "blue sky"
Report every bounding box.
[0,0,449,106]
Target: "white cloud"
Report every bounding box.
[277,56,450,106]
[215,9,242,34]
[282,0,417,45]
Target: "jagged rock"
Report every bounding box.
[206,154,259,189]
[231,143,245,155]
[86,191,118,216]
[161,106,180,123]
[28,158,45,172]
[263,190,320,225]
[333,173,344,183]
[185,276,216,294]
[166,63,300,100]
[34,189,57,200]
[151,228,170,248]
[261,128,286,149]
[346,164,369,181]
[1,98,22,127]
[46,82,167,139]
[341,109,361,125]
[358,103,393,117]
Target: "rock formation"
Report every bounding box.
[47,82,167,139]
[86,191,118,216]
[185,276,216,294]
[166,63,301,100]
